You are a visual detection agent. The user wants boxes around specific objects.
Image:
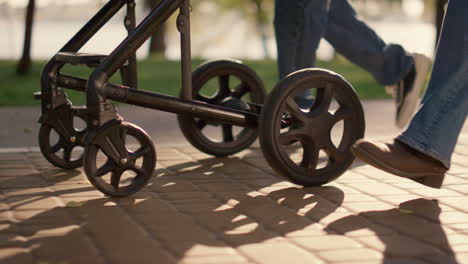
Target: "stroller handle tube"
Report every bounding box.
[96,0,181,77]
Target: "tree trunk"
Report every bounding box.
[145,0,166,58]
[149,24,166,57]
[252,0,270,59]
[17,0,35,75]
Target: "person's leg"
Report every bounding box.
[397,0,468,169]
[352,0,468,188]
[323,0,431,128]
[274,0,330,79]
[274,0,331,108]
[324,0,413,86]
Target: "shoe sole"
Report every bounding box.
[351,146,444,188]
[396,54,432,129]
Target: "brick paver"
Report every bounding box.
[0,136,466,264]
[0,101,467,264]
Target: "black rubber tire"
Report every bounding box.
[259,69,365,186]
[83,122,156,197]
[177,59,266,157]
[38,122,85,170]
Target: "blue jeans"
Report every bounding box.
[397,0,468,169]
[274,0,413,85]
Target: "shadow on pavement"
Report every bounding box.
[325,198,458,264]
[2,155,346,264]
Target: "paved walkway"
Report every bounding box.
[1,100,468,264]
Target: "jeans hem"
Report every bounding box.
[396,134,450,169]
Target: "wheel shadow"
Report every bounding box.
[1,154,346,264]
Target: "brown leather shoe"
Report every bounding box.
[351,139,447,188]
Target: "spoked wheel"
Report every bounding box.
[38,105,87,170]
[177,59,266,157]
[259,69,365,186]
[83,122,156,197]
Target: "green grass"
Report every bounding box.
[0,56,388,106]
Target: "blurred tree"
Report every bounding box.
[251,0,270,58]
[17,0,35,75]
[145,0,167,58]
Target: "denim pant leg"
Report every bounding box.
[274,0,330,79]
[324,0,413,85]
[397,0,468,169]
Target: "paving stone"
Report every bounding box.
[0,233,28,247]
[392,181,433,190]
[335,171,375,183]
[317,248,382,262]
[51,184,104,197]
[148,179,200,193]
[168,241,237,258]
[0,131,467,264]
[408,188,463,198]
[441,175,468,185]
[0,176,49,188]
[158,191,214,201]
[238,243,323,264]
[196,182,250,192]
[439,211,468,224]
[291,235,362,251]
[343,201,397,212]
[344,182,409,196]
[445,184,468,195]
[12,208,76,224]
[421,254,460,264]
[0,153,26,161]
[171,200,224,214]
[438,196,468,212]
[0,247,34,264]
[8,196,63,211]
[30,226,106,264]
[218,226,287,246]
[369,257,429,264]
[0,168,38,177]
[283,224,329,237]
[2,187,53,197]
[356,234,445,257]
[179,255,248,264]
[453,244,468,253]
[71,205,174,264]
[449,223,468,231]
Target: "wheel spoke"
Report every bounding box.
[218,75,231,98]
[111,170,123,190]
[129,146,151,161]
[95,159,115,177]
[49,139,66,153]
[311,85,334,115]
[232,82,249,98]
[324,140,346,163]
[332,106,352,123]
[129,166,145,177]
[196,94,217,104]
[222,125,234,142]
[196,119,208,130]
[99,127,128,164]
[285,98,306,122]
[63,144,73,162]
[279,129,302,146]
[300,143,319,169]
